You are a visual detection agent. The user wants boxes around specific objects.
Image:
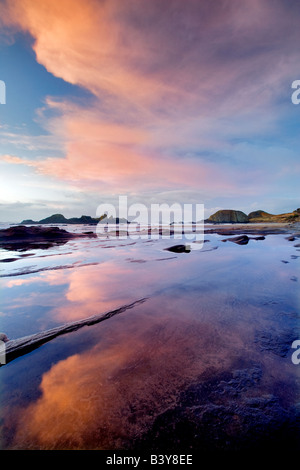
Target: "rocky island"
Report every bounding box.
[20,213,128,225]
[206,208,300,224]
[21,213,103,225]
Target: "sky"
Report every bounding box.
[0,0,299,222]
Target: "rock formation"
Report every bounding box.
[207,210,249,223]
[0,225,94,250]
[206,208,300,224]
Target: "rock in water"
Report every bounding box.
[222,235,266,245]
[0,225,77,250]
[223,235,250,245]
[165,244,191,253]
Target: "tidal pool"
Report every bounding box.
[0,227,299,450]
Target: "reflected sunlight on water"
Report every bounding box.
[0,229,299,450]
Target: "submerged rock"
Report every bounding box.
[254,329,297,357]
[222,235,266,245]
[0,225,74,240]
[222,235,250,245]
[165,244,191,253]
[216,366,263,397]
[134,364,299,452]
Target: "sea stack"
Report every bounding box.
[207,210,249,224]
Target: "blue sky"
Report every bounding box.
[0,0,299,222]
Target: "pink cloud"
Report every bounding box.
[4,0,298,115]
[2,0,299,200]
[1,99,239,195]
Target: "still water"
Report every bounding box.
[0,226,299,450]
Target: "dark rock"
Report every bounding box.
[222,234,266,245]
[223,235,250,245]
[0,225,76,251]
[0,258,19,263]
[0,225,99,251]
[0,225,71,241]
[165,244,191,253]
[2,298,147,366]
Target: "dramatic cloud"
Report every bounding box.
[4,0,299,110]
[1,0,300,215]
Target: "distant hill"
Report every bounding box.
[21,213,101,225]
[247,209,300,223]
[21,208,300,226]
[206,208,300,224]
[20,213,128,225]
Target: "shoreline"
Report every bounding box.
[204,222,300,236]
[0,221,299,252]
